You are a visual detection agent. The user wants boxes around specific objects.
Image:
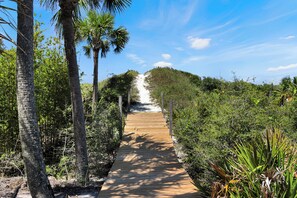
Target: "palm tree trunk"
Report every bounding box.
[60,5,89,184]
[16,1,54,197]
[92,49,99,113]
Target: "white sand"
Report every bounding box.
[130,74,161,112]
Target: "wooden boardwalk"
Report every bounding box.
[99,112,199,197]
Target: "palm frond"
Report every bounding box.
[39,0,57,11]
[99,12,114,30]
[42,0,83,38]
[52,10,63,38]
[77,11,114,47]
[0,0,17,52]
[80,0,100,10]
[83,45,92,58]
[74,19,84,43]
[100,40,110,58]
[103,0,131,13]
[76,10,128,59]
[0,4,16,12]
[111,26,129,53]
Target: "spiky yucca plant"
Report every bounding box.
[210,128,297,198]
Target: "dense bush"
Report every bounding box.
[0,19,136,179]
[87,101,121,177]
[100,70,138,107]
[82,70,138,118]
[79,71,138,177]
[211,129,297,198]
[147,67,297,195]
[147,68,198,109]
[201,77,223,92]
[0,21,70,162]
[0,50,18,154]
[33,23,71,164]
[45,71,137,179]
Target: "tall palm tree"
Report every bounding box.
[39,0,131,184]
[16,1,54,197]
[77,11,129,112]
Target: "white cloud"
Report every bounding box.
[153,61,173,68]
[162,53,171,60]
[175,47,184,51]
[126,53,146,67]
[281,35,295,40]
[267,63,297,72]
[188,36,211,49]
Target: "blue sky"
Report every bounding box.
[2,0,297,84]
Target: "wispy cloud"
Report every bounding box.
[162,53,171,60]
[191,20,237,37]
[210,42,297,63]
[153,61,173,68]
[175,47,184,51]
[183,56,207,64]
[184,41,297,80]
[180,1,198,25]
[126,53,146,67]
[250,9,297,26]
[139,1,198,30]
[188,36,211,49]
[281,35,295,40]
[267,63,297,72]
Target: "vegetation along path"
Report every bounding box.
[99,74,199,197]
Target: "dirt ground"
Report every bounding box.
[0,177,104,198]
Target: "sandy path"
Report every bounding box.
[130,74,161,112]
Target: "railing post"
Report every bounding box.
[119,96,123,139]
[128,89,131,112]
[119,95,123,118]
[161,92,164,116]
[169,100,173,136]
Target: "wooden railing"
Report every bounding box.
[118,91,174,137]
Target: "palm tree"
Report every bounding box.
[278,77,297,106]
[39,0,131,184]
[77,11,129,112]
[16,1,54,197]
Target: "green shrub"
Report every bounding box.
[0,152,24,177]
[87,101,121,177]
[147,67,198,109]
[0,21,71,166]
[46,156,72,179]
[210,129,297,198]
[147,68,297,195]
[201,77,223,92]
[82,70,138,119]
[100,70,138,108]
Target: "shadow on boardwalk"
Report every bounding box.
[100,118,201,198]
[129,102,161,112]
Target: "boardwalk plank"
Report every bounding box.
[99,112,200,197]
